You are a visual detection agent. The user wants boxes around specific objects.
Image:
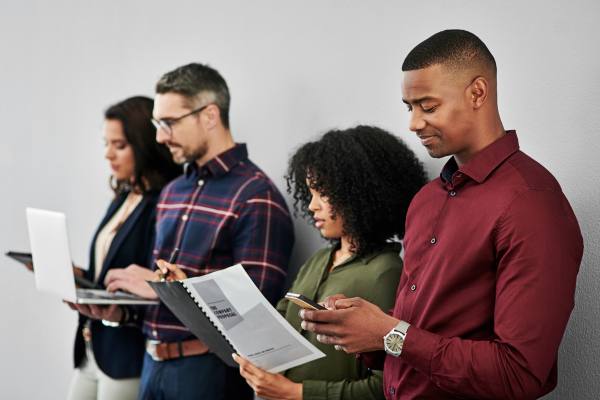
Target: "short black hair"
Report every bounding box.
[286,125,428,257]
[402,29,496,74]
[105,96,181,194]
[156,63,231,128]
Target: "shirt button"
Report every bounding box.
[449,190,457,197]
[181,214,189,221]
[410,284,417,291]
[389,386,396,395]
[430,237,437,244]
[198,179,205,187]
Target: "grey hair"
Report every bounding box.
[156,63,231,128]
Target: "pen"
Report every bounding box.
[157,247,180,282]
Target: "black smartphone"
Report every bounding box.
[285,292,327,310]
[5,250,33,266]
[5,250,99,289]
[75,276,99,289]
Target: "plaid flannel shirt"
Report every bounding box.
[143,143,294,342]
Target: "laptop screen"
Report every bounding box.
[26,208,77,302]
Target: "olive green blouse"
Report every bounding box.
[277,243,403,400]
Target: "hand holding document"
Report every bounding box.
[232,353,303,400]
[155,248,181,281]
[149,264,325,372]
[155,257,187,282]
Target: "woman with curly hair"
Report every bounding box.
[233,125,428,400]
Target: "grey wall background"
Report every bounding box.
[0,1,598,398]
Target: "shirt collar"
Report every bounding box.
[184,143,248,179]
[328,242,403,267]
[440,130,519,184]
[361,242,403,264]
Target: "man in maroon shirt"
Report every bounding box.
[300,30,583,399]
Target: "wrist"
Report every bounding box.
[291,382,302,400]
[375,316,401,351]
[383,320,410,357]
[119,306,129,324]
[102,307,126,328]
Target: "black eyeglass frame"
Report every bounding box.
[151,103,213,136]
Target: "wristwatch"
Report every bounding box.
[383,320,410,357]
[102,306,129,328]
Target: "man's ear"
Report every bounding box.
[203,104,220,130]
[469,76,488,109]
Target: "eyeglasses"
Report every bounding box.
[151,104,212,137]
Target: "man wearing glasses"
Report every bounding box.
[105,63,294,400]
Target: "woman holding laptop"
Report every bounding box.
[65,96,180,400]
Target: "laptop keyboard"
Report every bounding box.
[76,289,140,300]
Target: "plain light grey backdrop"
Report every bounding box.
[1,1,598,399]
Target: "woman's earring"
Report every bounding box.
[109,175,118,191]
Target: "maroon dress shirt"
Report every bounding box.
[377,132,583,399]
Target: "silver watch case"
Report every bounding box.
[383,321,409,357]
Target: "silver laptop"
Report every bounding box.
[26,207,159,305]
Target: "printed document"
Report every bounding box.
[184,264,325,372]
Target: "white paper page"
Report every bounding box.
[183,264,325,373]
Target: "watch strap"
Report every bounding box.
[394,320,410,337]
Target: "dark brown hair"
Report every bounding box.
[104,96,181,194]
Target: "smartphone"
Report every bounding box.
[6,250,99,289]
[75,276,99,289]
[285,292,327,310]
[5,250,33,266]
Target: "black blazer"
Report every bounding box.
[73,190,158,379]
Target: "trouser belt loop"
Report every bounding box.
[178,341,184,358]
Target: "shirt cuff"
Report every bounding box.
[401,325,441,377]
[357,350,386,370]
[302,380,329,400]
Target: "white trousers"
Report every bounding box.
[66,344,140,400]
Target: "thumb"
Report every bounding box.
[323,294,348,310]
[334,297,362,309]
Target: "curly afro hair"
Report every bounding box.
[286,125,428,257]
